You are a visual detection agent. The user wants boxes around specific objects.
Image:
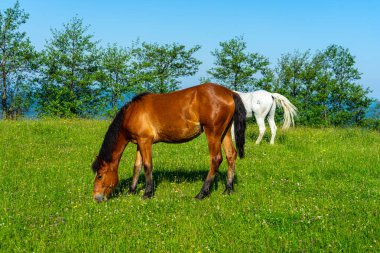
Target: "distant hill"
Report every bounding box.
[366,100,380,119]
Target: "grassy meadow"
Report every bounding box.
[0,119,379,252]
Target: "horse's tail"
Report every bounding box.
[271,93,298,130]
[232,93,247,158]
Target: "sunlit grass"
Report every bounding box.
[0,119,379,252]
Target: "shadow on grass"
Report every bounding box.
[111,167,239,199]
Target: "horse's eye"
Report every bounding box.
[97,175,103,180]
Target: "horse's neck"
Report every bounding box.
[112,138,129,162]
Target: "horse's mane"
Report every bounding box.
[91,92,151,172]
[131,92,151,103]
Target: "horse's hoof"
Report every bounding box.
[223,188,235,195]
[128,189,137,195]
[195,191,209,200]
[128,188,137,195]
[142,192,154,199]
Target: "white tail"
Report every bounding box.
[271,93,298,130]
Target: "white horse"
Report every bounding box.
[232,90,297,144]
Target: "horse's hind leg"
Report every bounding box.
[255,116,266,144]
[138,139,154,199]
[222,129,237,194]
[267,103,277,145]
[195,128,223,199]
[129,148,142,194]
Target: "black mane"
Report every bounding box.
[131,92,150,102]
[91,92,151,173]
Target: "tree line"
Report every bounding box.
[1,2,378,128]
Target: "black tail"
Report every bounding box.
[232,93,246,158]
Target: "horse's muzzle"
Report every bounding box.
[94,193,105,203]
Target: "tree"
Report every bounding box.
[273,45,373,126]
[274,50,322,125]
[207,36,270,91]
[131,42,201,93]
[0,1,38,119]
[319,45,372,126]
[274,50,311,98]
[37,16,102,117]
[99,43,134,116]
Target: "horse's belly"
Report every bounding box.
[158,121,202,143]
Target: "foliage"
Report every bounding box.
[0,1,377,128]
[130,41,202,93]
[274,50,325,125]
[0,1,38,119]
[274,45,373,127]
[36,16,103,118]
[98,44,134,116]
[1,120,379,251]
[361,100,380,130]
[320,45,372,125]
[207,36,271,91]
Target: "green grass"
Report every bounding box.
[0,119,379,252]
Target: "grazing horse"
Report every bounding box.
[233,90,297,145]
[92,83,247,202]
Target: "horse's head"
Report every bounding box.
[92,156,119,203]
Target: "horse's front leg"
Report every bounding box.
[129,148,142,194]
[138,139,154,199]
[196,132,222,199]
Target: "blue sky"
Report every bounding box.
[1,0,379,98]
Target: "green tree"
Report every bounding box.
[131,42,201,93]
[99,43,134,116]
[274,45,372,126]
[0,1,38,119]
[274,50,323,125]
[319,45,372,126]
[37,16,102,117]
[274,50,311,98]
[208,36,270,91]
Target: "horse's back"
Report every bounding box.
[235,90,273,117]
[194,83,236,125]
[248,90,273,117]
[125,83,235,143]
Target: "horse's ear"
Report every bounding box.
[98,157,107,166]
[92,156,102,173]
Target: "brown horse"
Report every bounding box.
[92,83,246,202]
